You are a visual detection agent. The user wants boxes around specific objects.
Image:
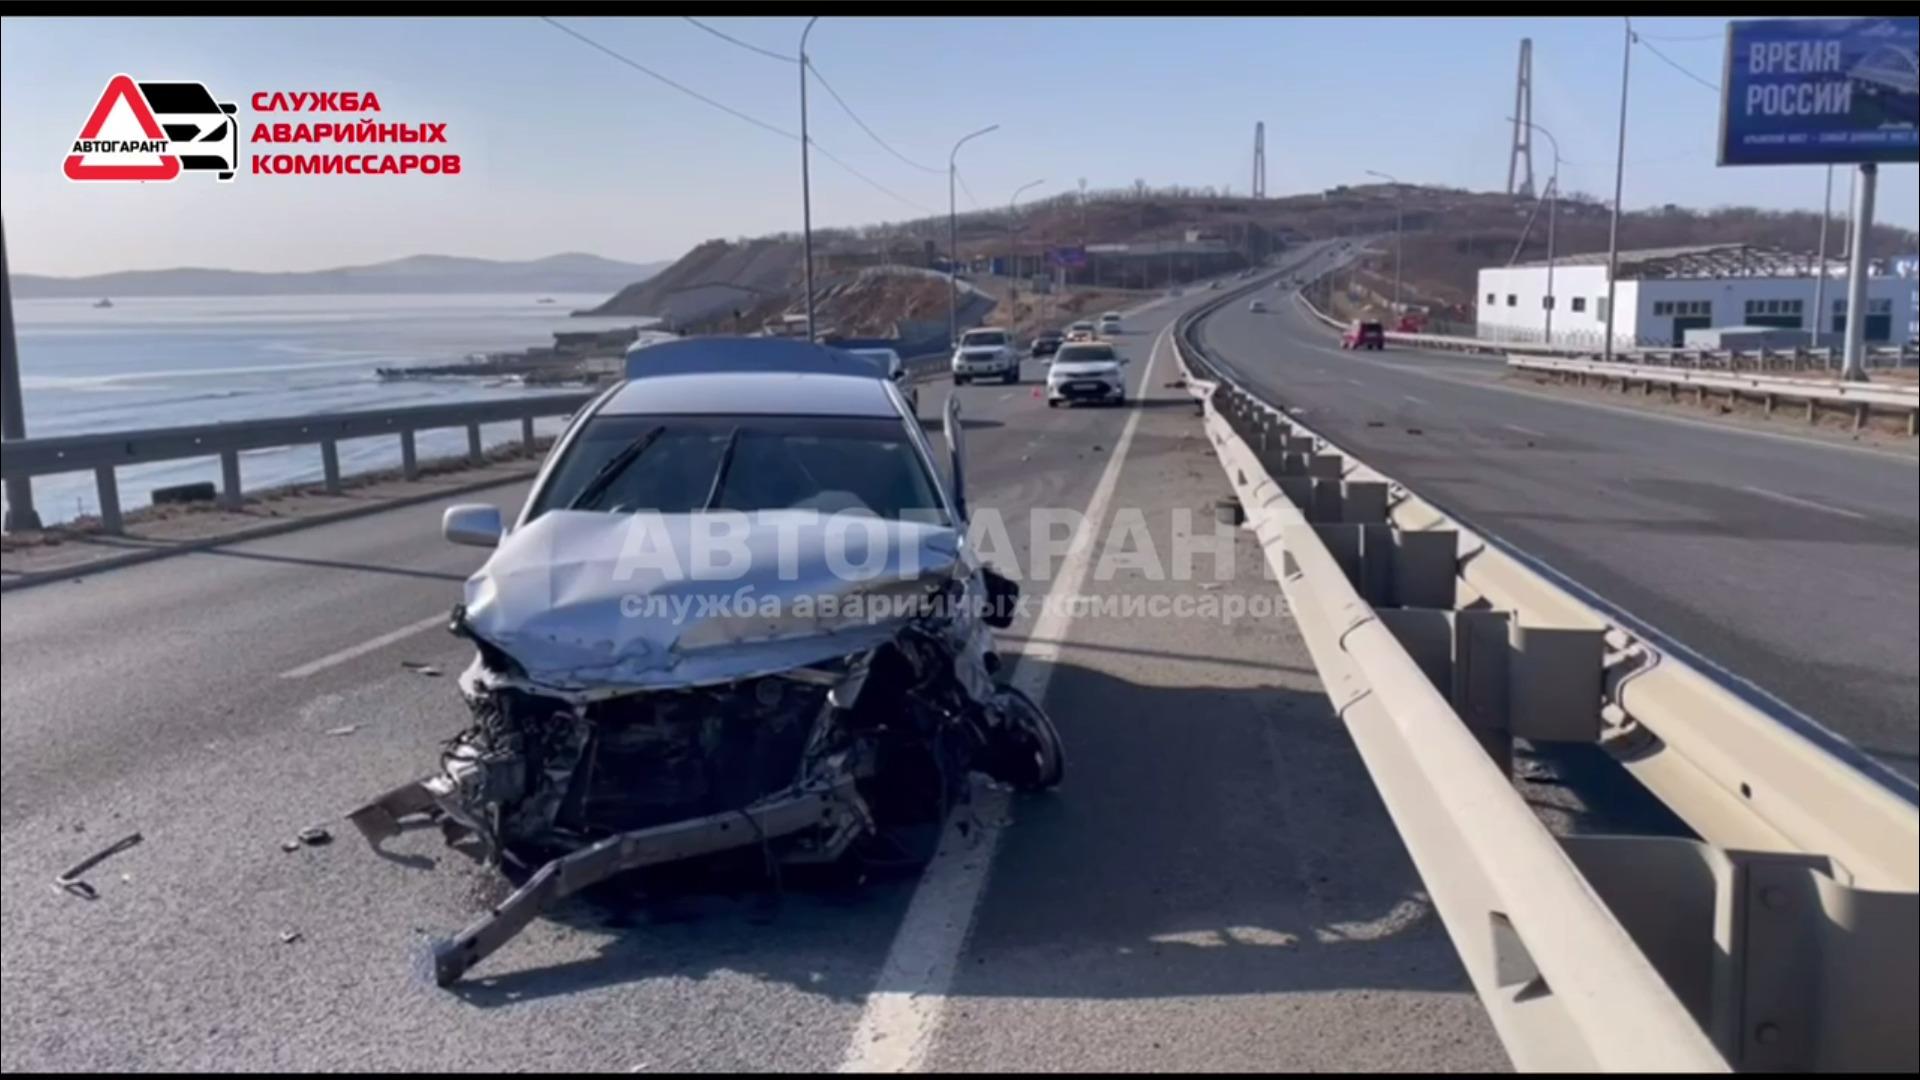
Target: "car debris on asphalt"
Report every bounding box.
[54,831,143,900]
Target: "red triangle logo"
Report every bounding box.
[65,74,181,182]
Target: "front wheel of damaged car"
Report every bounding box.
[984,685,1065,792]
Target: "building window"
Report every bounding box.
[1506,294,1517,307]
[1596,297,1609,321]
[1486,292,1496,304]
[1657,300,1710,318]
[1543,295,1555,310]
[1744,297,1803,329]
[1571,297,1587,313]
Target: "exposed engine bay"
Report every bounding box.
[350,508,1062,986]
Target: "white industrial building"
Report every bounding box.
[1476,244,1916,350]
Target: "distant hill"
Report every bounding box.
[12,252,670,299]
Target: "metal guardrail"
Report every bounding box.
[1507,355,1920,433]
[1178,269,1918,1072]
[1295,287,1920,368]
[0,393,597,533]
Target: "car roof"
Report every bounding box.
[600,371,901,418]
[623,336,886,381]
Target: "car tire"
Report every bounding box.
[1003,368,1018,385]
[954,375,967,385]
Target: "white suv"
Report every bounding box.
[1046,341,1128,407]
[951,327,1019,385]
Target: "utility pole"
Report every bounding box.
[1365,169,1403,311]
[1602,17,1631,362]
[948,124,998,349]
[1,219,39,532]
[1841,163,1877,383]
[798,16,820,343]
[1813,164,1832,350]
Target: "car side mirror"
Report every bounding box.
[443,503,504,548]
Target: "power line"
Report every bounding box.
[1635,33,1721,93]
[805,59,944,175]
[682,16,795,62]
[540,17,936,215]
[541,16,793,140]
[1635,30,1725,43]
[956,167,983,209]
[813,142,938,214]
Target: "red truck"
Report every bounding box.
[1341,319,1386,350]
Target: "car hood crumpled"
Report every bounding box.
[461,509,968,692]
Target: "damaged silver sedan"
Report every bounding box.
[350,339,1063,986]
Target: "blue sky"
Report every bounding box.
[3,15,1914,276]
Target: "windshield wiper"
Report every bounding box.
[700,427,743,511]
[568,425,665,511]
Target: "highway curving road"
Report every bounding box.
[1197,258,1920,784]
[0,268,1505,1071]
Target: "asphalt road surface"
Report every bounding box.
[1198,263,1920,784]
[1,269,1506,1071]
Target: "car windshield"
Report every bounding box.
[1071,322,1094,331]
[529,413,947,524]
[961,330,1006,347]
[1055,344,1117,363]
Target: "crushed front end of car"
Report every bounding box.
[350,509,1060,986]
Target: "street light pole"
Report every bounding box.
[1813,164,1832,350]
[1603,16,1632,361]
[1008,178,1045,301]
[798,16,820,343]
[1841,163,1877,383]
[948,124,998,349]
[0,218,39,532]
[1365,169,1402,311]
[1511,117,1562,345]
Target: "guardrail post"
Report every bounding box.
[93,465,122,534]
[521,415,536,450]
[1853,403,1868,432]
[466,423,483,466]
[1764,393,1776,417]
[219,449,243,510]
[321,439,342,494]
[1806,399,1817,425]
[400,430,418,480]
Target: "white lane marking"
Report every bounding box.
[1738,485,1868,521]
[839,321,1168,1075]
[277,613,447,679]
[1504,423,1545,438]
[1402,393,1428,406]
[1344,377,1365,387]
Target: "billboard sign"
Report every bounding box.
[1046,246,1087,269]
[1719,17,1919,166]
